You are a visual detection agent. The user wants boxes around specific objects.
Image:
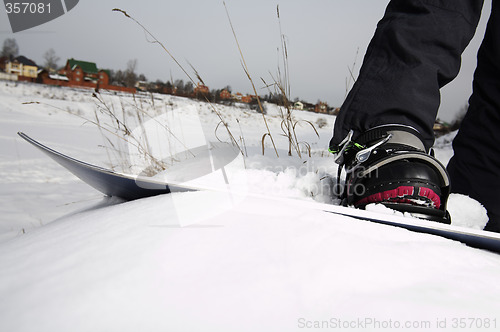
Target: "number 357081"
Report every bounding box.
[5,2,51,14]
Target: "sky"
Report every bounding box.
[0,0,493,122]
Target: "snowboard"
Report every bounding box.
[18,132,500,254]
[17,132,195,200]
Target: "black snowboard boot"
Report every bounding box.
[330,125,451,223]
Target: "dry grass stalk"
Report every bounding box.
[23,98,166,174]
[345,47,359,100]
[255,6,321,159]
[112,8,243,156]
[223,1,279,158]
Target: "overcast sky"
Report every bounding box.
[0,0,493,122]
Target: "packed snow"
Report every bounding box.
[1,81,500,332]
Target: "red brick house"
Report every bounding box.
[220,89,231,100]
[39,58,135,93]
[58,59,112,88]
[59,59,98,83]
[193,83,209,96]
[240,94,254,103]
[315,101,329,114]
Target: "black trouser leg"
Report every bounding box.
[447,0,500,232]
[330,0,484,151]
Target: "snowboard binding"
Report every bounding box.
[330,125,451,224]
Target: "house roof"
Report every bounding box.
[99,69,111,77]
[14,55,37,67]
[67,58,98,74]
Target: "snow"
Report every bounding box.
[447,193,489,230]
[1,81,500,332]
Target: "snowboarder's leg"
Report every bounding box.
[330,0,484,151]
[447,1,500,232]
[330,0,484,221]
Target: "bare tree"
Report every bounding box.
[1,38,19,58]
[112,69,125,85]
[174,79,185,95]
[43,48,60,72]
[124,59,138,87]
[184,81,194,95]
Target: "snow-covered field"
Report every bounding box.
[1,81,500,332]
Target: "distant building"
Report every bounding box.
[294,101,304,110]
[220,89,231,100]
[234,92,243,101]
[135,81,149,91]
[433,119,451,135]
[315,101,329,114]
[240,94,254,103]
[4,55,38,81]
[38,58,135,93]
[153,82,176,95]
[58,59,102,85]
[232,92,254,103]
[193,83,209,96]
